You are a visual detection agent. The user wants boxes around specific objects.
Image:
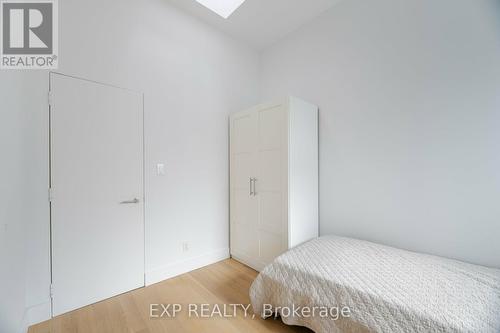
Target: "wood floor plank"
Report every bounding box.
[29,259,311,333]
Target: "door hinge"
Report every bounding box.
[48,188,53,202]
[48,91,53,107]
[50,284,54,298]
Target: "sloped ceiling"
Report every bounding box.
[167,0,343,49]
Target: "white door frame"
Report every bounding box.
[48,72,146,317]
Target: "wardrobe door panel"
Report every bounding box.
[230,111,258,261]
[233,153,254,189]
[232,188,257,228]
[258,105,284,150]
[232,196,258,258]
[258,150,282,192]
[259,232,284,264]
[257,104,287,265]
[232,113,256,153]
[259,191,283,235]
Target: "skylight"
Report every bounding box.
[196,0,247,19]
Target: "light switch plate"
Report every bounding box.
[156,163,165,176]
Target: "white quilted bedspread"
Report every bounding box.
[249,236,500,333]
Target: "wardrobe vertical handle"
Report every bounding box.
[253,178,257,196]
[249,177,254,196]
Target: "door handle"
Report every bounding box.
[120,198,140,204]
[249,178,257,196]
[252,178,257,196]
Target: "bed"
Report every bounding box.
[249,235,500,333]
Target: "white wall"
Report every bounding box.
[1,0,260,331]
[0,70,48,332]
[261,0,500,268]
[0,72,35,333]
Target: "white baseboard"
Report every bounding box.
[21,299,51,333]
[145,248,229,286]
[19,249,230,331]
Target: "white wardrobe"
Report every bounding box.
[230,97,319,271]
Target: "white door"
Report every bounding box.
[256,105,287,266]
[50,73,144,316]
[230,111,259,264]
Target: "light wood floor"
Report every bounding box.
[29,259,312,333]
